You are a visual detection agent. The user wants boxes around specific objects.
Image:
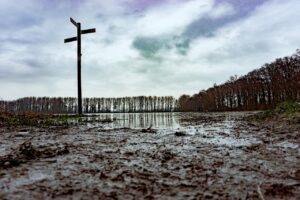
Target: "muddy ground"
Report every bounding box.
[0,112,299,199]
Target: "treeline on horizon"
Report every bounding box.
[1,51,299,114]
[0,96,178,113]
[178,50,300,112]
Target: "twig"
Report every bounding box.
[257,184,265,200]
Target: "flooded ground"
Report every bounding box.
[0,112,299,199]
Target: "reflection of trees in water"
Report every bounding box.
[95,113,179,128]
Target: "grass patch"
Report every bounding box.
[274,101,300,114]
[0,112,116,127]
[254,101,300,122]
[0,112,73,127]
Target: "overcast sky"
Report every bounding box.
[0,0,299,100]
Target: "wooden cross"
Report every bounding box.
[64,17,96,115]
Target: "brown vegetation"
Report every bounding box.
[179,50,300,111]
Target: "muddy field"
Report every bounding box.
[0,112,299,199]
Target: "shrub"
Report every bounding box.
[254,101,300,121]
[274,101,300,114]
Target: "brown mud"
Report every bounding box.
[0,112,299,199]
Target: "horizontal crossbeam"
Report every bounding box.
[64,36,77,43]
[81,28,96,34]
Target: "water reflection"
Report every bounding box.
[88,112,180,129]
[80,112,258,146]
[86,112,254,129]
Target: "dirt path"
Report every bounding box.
[0,113,299,199]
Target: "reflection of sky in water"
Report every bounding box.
[88,112,260,147]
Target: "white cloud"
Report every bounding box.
[0,0,300,100]
[187,0,300,77]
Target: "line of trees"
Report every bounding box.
[179,50,300,111]
[0,96,178,113]
[1,51,299,114]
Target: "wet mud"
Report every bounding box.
[0,112,299,199]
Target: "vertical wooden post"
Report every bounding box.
[77,23,82,115]
[64,18,96,115]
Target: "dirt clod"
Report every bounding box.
[0,140,69,169]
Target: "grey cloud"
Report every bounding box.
[132,36,190,58]
[216,0,270,13]
[0,38,44,47]
[182,0,271,40]
[174,37,190,55]
[0,16,43,31]
[132,37,165,58]
[183,16,232,39]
